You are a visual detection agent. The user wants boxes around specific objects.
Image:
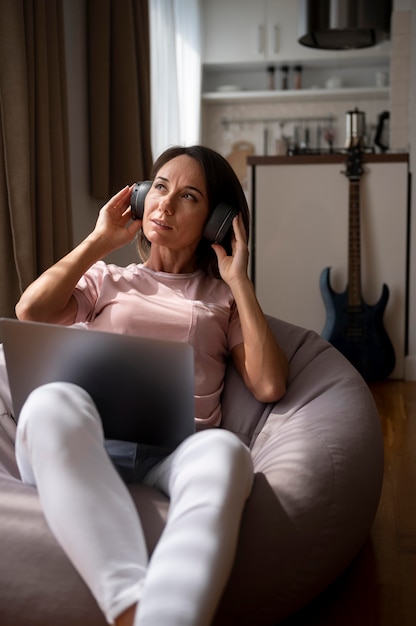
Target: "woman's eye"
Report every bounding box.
[182,192,196,201]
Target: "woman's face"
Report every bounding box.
[142,155,210,252]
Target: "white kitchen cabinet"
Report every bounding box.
[249,154,409,379]
[201,0,314,64]
[202,0,278,64]
[202,0,391,67]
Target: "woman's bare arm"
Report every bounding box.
[16,186,140,325]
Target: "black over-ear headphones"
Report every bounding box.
[130,181,238,244]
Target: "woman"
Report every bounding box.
[15,145,288,626]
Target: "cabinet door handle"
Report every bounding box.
[271,24,279,54]
[257,24,265,55]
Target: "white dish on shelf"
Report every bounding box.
[217,85,242,92]
[325,76,342,89]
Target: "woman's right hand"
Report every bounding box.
[93,186,142,252]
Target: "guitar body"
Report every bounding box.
[320,267,396,382]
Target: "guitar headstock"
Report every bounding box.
[344,146,363,181]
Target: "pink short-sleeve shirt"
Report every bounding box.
[73,262,243,428]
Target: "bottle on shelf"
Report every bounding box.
[293,65,303,89]
[267,65,276,90]
[280,65,289,90]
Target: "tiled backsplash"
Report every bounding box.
[201,95,390,160]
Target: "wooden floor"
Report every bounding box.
[280,380,416,626]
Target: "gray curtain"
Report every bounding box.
[0,0,72,318]
[87,0,153,199]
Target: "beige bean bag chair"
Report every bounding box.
[0,316,383,625]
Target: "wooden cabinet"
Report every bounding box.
[249,154,409,379]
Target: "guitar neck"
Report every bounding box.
[348,179,362,307]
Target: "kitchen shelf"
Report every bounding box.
[202,86,390,104]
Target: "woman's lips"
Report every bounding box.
[151,219,172,231]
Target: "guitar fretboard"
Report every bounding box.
[348,180,361,307]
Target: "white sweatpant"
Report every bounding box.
[15,382,253,625]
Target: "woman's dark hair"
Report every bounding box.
[136,145,250,278]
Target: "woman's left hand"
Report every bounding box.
[211,215,249,287]
[213,213,288,404]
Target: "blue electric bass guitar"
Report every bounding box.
[320,147,395,382]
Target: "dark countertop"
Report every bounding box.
[247,152,409,166]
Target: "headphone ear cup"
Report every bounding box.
[203,203,238,244]
[130,180,152,220]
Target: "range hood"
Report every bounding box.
[298,0,392,50]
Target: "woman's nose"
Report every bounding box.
[159,195,174,214]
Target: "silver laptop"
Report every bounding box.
[0,318,195,449]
